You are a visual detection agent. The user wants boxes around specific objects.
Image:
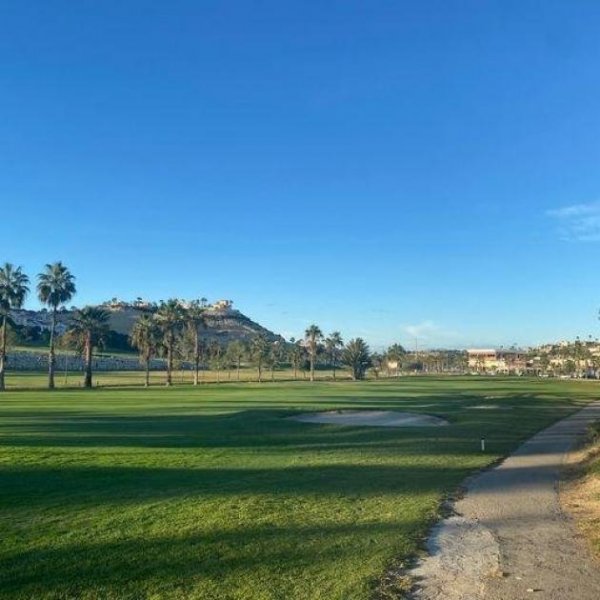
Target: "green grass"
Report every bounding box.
[0,377,598,599]
[2,367,353,389]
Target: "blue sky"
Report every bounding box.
[2,1,600,349]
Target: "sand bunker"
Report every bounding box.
[290,410,448,428]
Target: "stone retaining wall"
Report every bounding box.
[5,351,170,372]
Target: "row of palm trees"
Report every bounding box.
[129,299,207,387]
[128,313,371,385]
[128,316,373,385]
[299,326,370,381]
[0,260,375,389]
[0,262,77,391]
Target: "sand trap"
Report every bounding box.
[471,404,513,410]
[290,410,448,428]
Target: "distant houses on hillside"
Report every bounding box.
[101,297,235,313]
[466,348,528,374]
[467,342,600,377]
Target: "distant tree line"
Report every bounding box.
[0,261,376,389]
[1,260,479,391]
[127,318,376,386]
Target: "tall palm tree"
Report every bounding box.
[304,324,323,382]
[155,299,184,386]
[226,340,246,381]
[209,340,223,383]
[37,262,76,389]
[68,306,110,389]
[325,331,343,380]
[130,314,160,387]
[184,300,206,385]
[0,264,30,391]
[289,342,305,380]
[266,341,283,382]
[250,334,269,383]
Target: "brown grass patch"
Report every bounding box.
[561,424,600,560]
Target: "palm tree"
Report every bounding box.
[304,324,323,382]
[68,306,110,389]
[371,352,383,379]
[0,264,30,391]
[209,340,223,383]
[325,331,343,380]
[184,300,206,385]
[342,338,372,381]
[226,340,246,381]
[266,341,283,382]
[385,343,406,376]
[155,299,184,386]
[37,262,76,389]
[250,334,269,383]
[129,314,160,387]
[289,342,305,380]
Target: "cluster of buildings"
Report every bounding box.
[466,348,529,374]
[466,342,600,377]
[102,298,235,313]
[103,298,156,311]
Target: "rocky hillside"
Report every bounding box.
[10,302,284,345]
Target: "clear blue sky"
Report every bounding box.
[2,1,600,349]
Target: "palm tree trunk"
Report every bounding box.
[310,352,315,382]
[237,359,241,381]
[83,333,92,389]
[166,333,173,386]
[0,315,7,391]
[144,355,150,387]
[257,363,262,383]
[48,307,57,389]
[193,329,199,386]
[332,360,336,381]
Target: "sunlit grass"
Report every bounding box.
[2,366,354,389]
[0,377,597,599]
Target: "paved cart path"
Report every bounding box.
[410,401,600,600]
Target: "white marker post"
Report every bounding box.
[481,437,486,452]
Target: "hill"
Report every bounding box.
[10,301,284,345]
